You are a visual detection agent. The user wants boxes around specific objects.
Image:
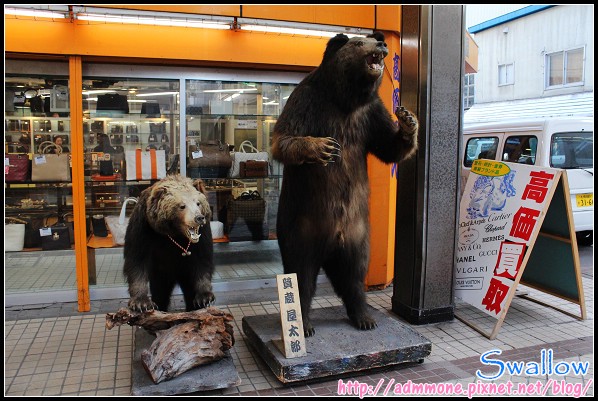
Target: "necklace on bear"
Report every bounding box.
[167,235,197,256]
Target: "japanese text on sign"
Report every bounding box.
[276,273,307,358]
[455,161,559,318]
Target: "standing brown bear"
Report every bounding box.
[123,175,215,312]
[272,32,419,336]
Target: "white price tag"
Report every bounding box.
[39,227,52,237]
[192,150,204,159]
[34,155,47,165]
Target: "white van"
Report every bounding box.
[461,117,594,246]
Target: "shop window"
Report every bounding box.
[185,79,296,241]
[5,70,77,294]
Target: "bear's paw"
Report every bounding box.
[306,136,342,166]
[191,291,215,310]
[128,295,157,313]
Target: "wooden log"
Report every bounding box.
[106,307,235,384]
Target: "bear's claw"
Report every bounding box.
[193,291,215,310]
[395,106,419,136]
[350,314,378,331]
[128,296,157,313]
[320,136,342,165]
[303,321,316,337]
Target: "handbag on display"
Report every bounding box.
[186,106,203,115]
[50,85,70,112]
[125,148,167,181]
[149,122,166,134]
[110,134,123,145]
[141,102,161,117]
[5,153,31,182]
[230,140,269,178]
[104,197,138,246]
[34,134,52,147]
[125,134,140,143]
[31,141,71,182]
[18,214,46,248]
[29,95,45,114]
[5,217,27,252]
[91,121,104,134]
[40,217,72,251]
[226,190,268,241]
[96,93,129,114]
[239,160,269,178]
[187,140,232,178]
[91,214,109,237]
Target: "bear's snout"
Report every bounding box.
[195,214,207,226]
[378,42,388,56]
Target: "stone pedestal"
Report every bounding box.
[242,305,432,383]
[131,327,241,396]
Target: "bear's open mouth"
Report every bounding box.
[366,52,384,72]
[186,225,202,243]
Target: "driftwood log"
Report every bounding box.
[106,307,235,384]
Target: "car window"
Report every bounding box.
[501,135,538,165]
[550,131,593,168]
[464,136,499,167]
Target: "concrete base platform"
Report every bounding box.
[242,305,432,383]
[131,327,241,396]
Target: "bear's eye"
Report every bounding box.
[355,40,364,47]
[180,204,186,210]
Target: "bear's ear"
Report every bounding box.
[367,31,385,42]
[322,33,350,61]
[151,186,167,200]
[192,178,207,195]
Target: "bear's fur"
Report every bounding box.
[271,32,419,336]
[123,174,215,312]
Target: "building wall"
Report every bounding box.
[473,5,594,104]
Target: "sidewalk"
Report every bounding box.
[4,251,594,397]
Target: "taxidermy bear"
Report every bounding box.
[123,175,215,312]
[272,31,419,336]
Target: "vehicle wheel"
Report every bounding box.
[576,231,593,247]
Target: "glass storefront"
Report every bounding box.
[5,59,302,298]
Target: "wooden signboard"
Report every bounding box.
[454,159,586,339]
[275,273,307,358]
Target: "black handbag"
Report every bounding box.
[110,134,123,145]
[91,121,104,134]
[96,93,129,114]
[29,96,45,113]
[141,102,161,117]
[149,122,166,134]
[40,219,72,251]
[186,106,203,115]
[125,134,139,144]
[19,214,46,248]
[226,191,268,241]
[91,214,109,237]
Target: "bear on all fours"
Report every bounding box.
[272,32,419,336]
[123,175,215,313]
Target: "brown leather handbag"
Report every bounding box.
[188,140,232,178]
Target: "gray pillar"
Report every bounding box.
[392,5,465,324]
